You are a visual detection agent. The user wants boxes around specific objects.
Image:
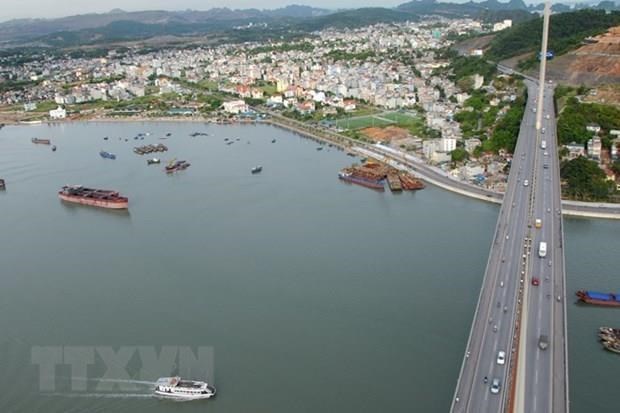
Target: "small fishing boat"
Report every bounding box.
[32,138,51,145]
[0,179,5,190]
[99,150,116,160]
[51,145,57,152]
[271,139,276,143]
[147,158,160,165]
[251,166,263,174]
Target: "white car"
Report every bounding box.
[523,180,529,187]
[497,350,506,365]
[544,151,549,156]
[545,114,550,120]
[490,378,501,394]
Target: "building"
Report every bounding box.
[473,74,484,90]
[465,138,482,154]
[23,102,37,111]
[564,142,586,160]
[440,137,457,152]
[586,123,601,134]
[587,137,602,160]
[611,137,620,160]
[49,106,67,119]
[222,100,248,114]
[493,20,512,32]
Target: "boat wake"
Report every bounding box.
[44,392,153,399]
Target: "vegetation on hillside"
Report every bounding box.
[561,157,616,201]
[486,9,620,61]
[483,94,527,153]
[557,98,620,146]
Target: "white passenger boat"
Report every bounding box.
[154,376,216,400]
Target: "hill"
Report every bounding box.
[486,9,620,60]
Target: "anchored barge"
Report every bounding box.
[399,172,425,190]
[576,290,620,307]
[165,160,190,174]
[58,185,129,209]
[338,170,385,190]
[387,173,402,192]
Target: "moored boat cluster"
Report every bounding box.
[133,144,168,155]
[599,327,620,354]
[338,159,425,192]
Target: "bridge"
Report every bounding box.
[450,2,569,412]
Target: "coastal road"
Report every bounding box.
[450,80,542,412]
[259,107,620,219]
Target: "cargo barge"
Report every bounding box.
[32,138,51,145]
[58,185,129,209]
[576,290,620,307]
[387,173,402,192]
[399,173,425,190]
[338,171,384,190]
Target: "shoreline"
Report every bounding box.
[3,115,620,220]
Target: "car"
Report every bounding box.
[544,151,549,156]
[490,378,501,394]
[543,164,549,169]
[545,114,551,120]
[541,128,546,134]
[497,350,506,365]
[535,218,542,228]
[532,277,540,286]
[523,180,529,187]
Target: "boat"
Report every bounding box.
[603,341,620,354]
[99,150,116,160]
[316,147,324,151]
[271,139,276,143]
[251,166,263,174]
[32,138,51,145]
[154,377,216,400]
[58,185,128,209]
[576,290,620,307]
[0,179,5,190]
[165,160,190,174]
[166,133,172,137]
[387,173,402,192]
[51,145,57,152]
[103,136,109,140]
[399,173,425,190]
[338,171,384,190]
[147,158,161,165]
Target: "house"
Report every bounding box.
[586,123,601,134]
[49,106,67,120]
[343,99,357,112]
[23,102,37,111]
[295,101,315,115]
[564,142,586,160]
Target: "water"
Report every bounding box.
[0,122,616,412]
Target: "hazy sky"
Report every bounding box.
[0,0,407,22]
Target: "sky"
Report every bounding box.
[0,0,406,22]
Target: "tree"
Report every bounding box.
[451,148,469,163]
[560,157,615,201]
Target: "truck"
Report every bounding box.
[538,334,549,350]
[539,241,547,258]
[541,140,547,150]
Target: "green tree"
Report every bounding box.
[560,157,615,201]
[451,148,469,163]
